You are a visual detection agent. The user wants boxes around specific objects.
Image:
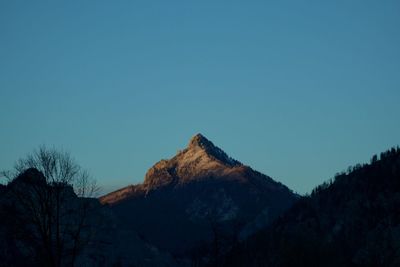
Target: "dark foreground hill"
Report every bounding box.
[224,147,400,267]
[100,134,297,261]
[0,168,178,267]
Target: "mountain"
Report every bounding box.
[100,134,297,259]
[224,147,400,267]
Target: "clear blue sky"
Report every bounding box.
[1,1,399,194]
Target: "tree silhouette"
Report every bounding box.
[1,146,99,267]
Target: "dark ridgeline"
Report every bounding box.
[224,147,400,267]
[100,134,297,264]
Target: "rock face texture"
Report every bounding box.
[100,134,297,256]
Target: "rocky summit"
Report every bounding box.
[100,134,297,257]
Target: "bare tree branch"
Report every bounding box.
[1,146,99,267]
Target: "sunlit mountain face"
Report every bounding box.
[100,133,297,256]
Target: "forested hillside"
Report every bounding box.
[224,147,400,267]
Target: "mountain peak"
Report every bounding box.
[188,133,212,149]
[141,134,242,190]
[187,133,240,167]
[101,134,296,213]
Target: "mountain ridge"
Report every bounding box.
[99,133,297,255]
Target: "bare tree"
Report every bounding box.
[1,146,99,267]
